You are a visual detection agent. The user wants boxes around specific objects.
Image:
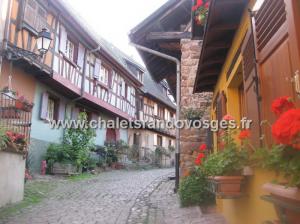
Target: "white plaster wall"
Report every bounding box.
[0,151,25,208]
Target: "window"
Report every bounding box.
[86,54,95,78]
[169,140,172,147]
[100,66,109,85]
[158,105,164,119]
[24,0,47,32]
[47,97,58,121]
[157,135,163,147]
[65,39,74,61]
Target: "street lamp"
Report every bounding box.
[36,28,52,56]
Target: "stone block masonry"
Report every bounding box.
[180,39,212,177]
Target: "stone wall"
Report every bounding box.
[180,39,212,177]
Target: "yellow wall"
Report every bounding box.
[210,1,279,223]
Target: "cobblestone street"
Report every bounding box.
[0,169,226,224]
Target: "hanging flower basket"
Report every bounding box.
[15,97,34,112]
[192,0,211,26]
[262,183,300,224]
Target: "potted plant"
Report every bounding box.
[253,96,300,224]
[202,121,249,198]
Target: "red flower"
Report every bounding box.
[199,144,207,151]
[205,1,210,8]
[195,152,205,165]
[223,114,235,121]
[271,96,295,116]
[239,130,251,140]
[272,109,300,149]
[192,0,204,11]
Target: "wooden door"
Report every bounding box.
[254,0,300,142]
[106,128,116,143]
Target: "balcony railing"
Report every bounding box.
[0,92,32,153]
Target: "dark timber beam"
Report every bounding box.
[147,31,192,41]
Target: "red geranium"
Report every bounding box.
[192,0,204,11]
[239,130,251,140]
[271,96,295,116]
[272,109,300,150]
[223,114,235,121]
[199,143,207,151]
[195,153,205,165]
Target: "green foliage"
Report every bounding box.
[63,112,96,167]
[253,145,300,187]
[179,170,215,207]
[45,144,73,169]
[46,112,96,170]
[0,128,8,150]
[183,108,203,120]
[202,130,248,176]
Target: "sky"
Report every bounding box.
[64,0,169,65]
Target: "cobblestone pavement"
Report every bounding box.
[0,169,226,224]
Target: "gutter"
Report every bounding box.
[130,43,181,192]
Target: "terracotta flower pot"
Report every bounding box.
[263,183,300,224]
[209,176,244,198]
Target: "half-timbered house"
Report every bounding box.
[0,0,145,175]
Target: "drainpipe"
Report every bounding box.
[130,43,181,192]
[0,0,13,80]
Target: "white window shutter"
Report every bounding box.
[59,26,67,53]
[77,43,85,69]
[94,58,101,79]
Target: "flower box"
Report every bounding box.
[208,176,245,198]
[51,163,78,175]
[262,183,300,224]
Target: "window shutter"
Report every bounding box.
[58,99,65,120]
[94,58,101,80]
[59,26,67,53]
[24,0,36,28]
[241,30,261,147]
[40,92,49,120]
[77,43,85,69]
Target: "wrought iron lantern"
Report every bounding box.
[36,28,52,56]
